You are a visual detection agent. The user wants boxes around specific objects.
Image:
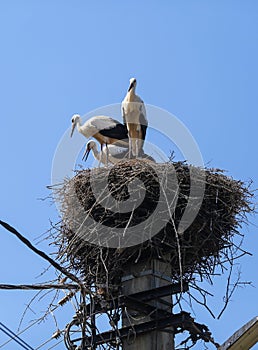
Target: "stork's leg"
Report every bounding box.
[129,138,132,159]
[131,124,139,158]
[137,137,143,158]
[131,138,135,158]
[136,127,143,158]
[139,139,144,157]
[105,143,109,166]
[135,138,139,158]
[130,136,136,158]
[98,144,103,167]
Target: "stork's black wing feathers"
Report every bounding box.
[140,124,148,141]
[139,112,148,141]
[99,123,129,141]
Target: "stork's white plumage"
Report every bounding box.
[71,114,129,163]
[122,78,148,158]
[82,140,129,165]
[71,114,128,145]
[83,140,156,166]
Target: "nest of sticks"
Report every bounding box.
[52,160,253,291]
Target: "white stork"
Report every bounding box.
[122,78,148,158]
[82,140,129,165]
[82,140,155,165]
[70,114,129,163]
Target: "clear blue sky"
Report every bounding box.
[1,1,258,349]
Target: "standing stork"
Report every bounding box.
[122,78,148,158]
[70,114,129,164]
[82,140,155,165]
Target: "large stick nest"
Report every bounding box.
[52,160,253,289]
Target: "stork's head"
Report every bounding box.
[70,114,81,137]
[128,77,137,92]
[82,140,96,161]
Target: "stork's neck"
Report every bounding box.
[127,86,136,99]
[76,117,83,132]
[91,145,100,161]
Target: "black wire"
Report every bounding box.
[0,220,83,287]
[0,322,34,350]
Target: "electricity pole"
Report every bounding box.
[122,257,175,350]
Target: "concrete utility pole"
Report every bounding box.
[121,257,174,350]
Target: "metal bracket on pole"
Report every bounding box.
[83,311,215,347]
[84,281,189,315]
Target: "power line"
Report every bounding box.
[0,319,39,348]
[0,220,83,287]
[34,335,64,350]
[0,322,34,350]
[0,283,78,290]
